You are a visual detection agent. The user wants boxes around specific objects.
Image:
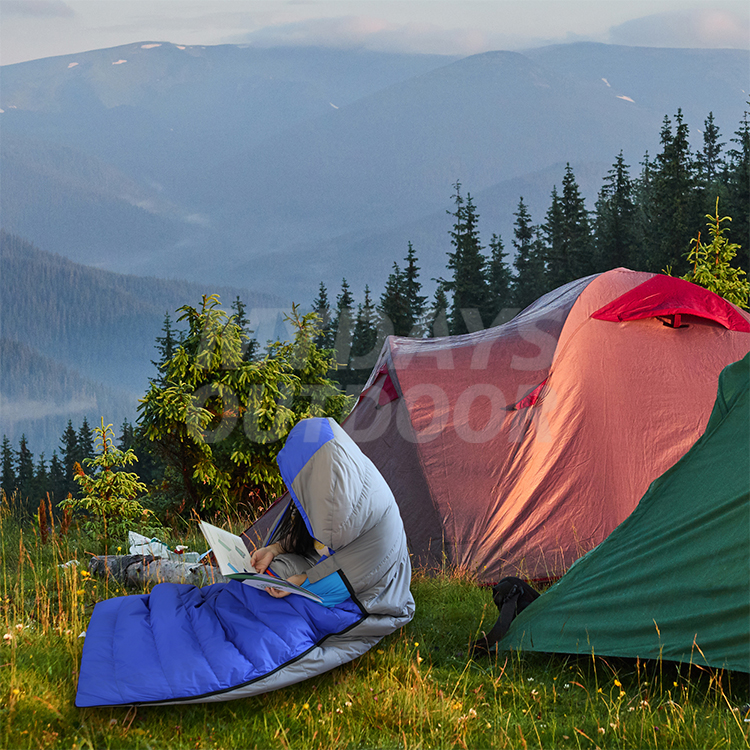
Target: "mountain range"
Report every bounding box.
[2,41,747,302]
[1,41,748,454]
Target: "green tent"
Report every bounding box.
[501,353,750,673]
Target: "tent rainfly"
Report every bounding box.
[342,269,750,581]
[499,354,750,673]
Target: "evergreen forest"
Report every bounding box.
[314,109,749,386]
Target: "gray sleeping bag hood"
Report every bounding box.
[215,416,416,701]
[272,417,415,614]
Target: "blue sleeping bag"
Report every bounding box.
[75,417,414,706]
[76,580,363,707]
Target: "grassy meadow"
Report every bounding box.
[1,491,748,750]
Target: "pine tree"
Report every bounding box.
[1,436,17,498]
[542,186,564,283]
[561,164,594,278]
[631,150,657,272]
[725,111,750,271]
[48,451,65,503]
[331,279,355,371]
[512,197,548,309]
[402,242,428,336]
[350,285,380,374]
[311,282,334,349]
[681,198,749,308]
[60,418,151,542]
[231,296,259,361]
[117,420,136,452]
[426,283,450,338]
[445,182,489,334]
[59,420,80,500]
[484,233,514,325]
[594,152,638,271]
[696,112,725,188]
[32,452,49,505]
[139,295,350,512]
[378,263,410,337]
[78,417,95,463]
[544,164,594,288]
[649,110,701,275]
[117,419,161,486]
[15,434,35,502]
[151,312,180,385]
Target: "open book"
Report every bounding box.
[198,521,322,603]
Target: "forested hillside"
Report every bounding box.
[0,339,133,458]
[310,106,749,382]
[0,134,189,270]
[0,232,283,453]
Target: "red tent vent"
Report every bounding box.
[592,275,750,332]
[514,378,548,410]
[377,372,399,406]
[356,369,399,408]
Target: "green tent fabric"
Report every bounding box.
[501,353,750,673]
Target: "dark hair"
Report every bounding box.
[277,504,316,557]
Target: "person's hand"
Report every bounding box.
[267,573,308,599]
[250,543,280,574]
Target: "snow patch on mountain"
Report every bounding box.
[184,213,211,227]
[141,44,161,49]
[112,60,127,65]
[616,95,635,102]
[601,78,611,87]
[68,62,78,69]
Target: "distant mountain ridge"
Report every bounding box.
[1,41,746,303]
[201,47,662,279]
[0,42,455,184]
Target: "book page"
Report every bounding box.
[199,521,322,603]
[229,572,322,603]
[199,521,256,577]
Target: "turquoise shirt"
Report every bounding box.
[302,571,350,608]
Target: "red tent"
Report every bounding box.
[342,269,750,582]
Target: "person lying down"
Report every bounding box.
[75,417,415,707]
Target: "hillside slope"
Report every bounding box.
[0,232,286,452]
[0,337,135,457]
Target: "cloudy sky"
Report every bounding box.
[1,0,748,66]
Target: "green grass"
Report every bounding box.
[1,494,748,749]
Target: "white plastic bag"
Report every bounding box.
[127,531,202,563]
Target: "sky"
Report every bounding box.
[0,0,748,66]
